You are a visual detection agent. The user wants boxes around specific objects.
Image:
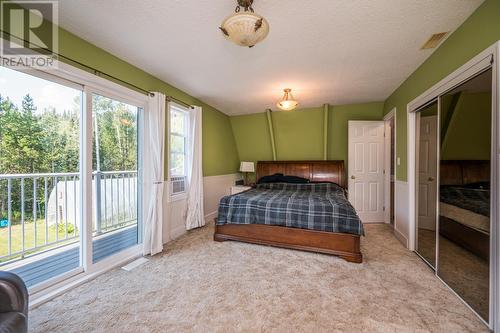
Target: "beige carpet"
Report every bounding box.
[30,223,488,333]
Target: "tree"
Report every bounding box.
[0,93,137,222]
[0,94,44,174]
[92,95,137,171]
[39,108,79,173]
[0,94,79,220]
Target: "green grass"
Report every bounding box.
[0,220,78,263]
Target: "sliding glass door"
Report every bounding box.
[0,66,84,287]
[91,93,141,263]
[0,65,144,291]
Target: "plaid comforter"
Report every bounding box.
[217,183,364,236]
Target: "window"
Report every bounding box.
[169,104,189,197]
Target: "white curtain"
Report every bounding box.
[143,92,166,255]
[185,106,205,230]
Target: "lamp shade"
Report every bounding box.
[239,161,255,173]
[276,88,299,111]
[220,12,269,48]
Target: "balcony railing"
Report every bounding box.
[0,171,137,264]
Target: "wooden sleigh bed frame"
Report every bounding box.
[214,160,363,263]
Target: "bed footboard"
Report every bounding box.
[214,223,362,263]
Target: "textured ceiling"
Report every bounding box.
[57,0,484,115]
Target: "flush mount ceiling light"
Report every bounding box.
[219,0,269,48]
[276,88,299,111]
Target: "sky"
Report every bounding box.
[0,66,81,114]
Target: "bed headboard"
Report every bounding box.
[256,160,346,188]
[440,160,490,186]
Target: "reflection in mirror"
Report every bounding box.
[415,100,438,268]
[438,68,492,322]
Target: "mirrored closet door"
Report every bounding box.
[414,68,492,324]
[437,68,492,322]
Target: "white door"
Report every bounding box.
[348,121,385,223]
[417,115,438,230]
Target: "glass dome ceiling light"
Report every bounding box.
[219,0,269,48]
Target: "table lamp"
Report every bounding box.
[239,161,255,186]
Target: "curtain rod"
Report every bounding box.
[166,96,194,109]
[1,30,153,96]
[1,30,195,109]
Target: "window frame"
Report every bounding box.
[168,102,190,201]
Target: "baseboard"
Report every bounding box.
[394,226,408,248]
[170,224,187,240]
[205,210,217,222]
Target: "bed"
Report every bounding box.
[439,160,490,261]
[214,160,364,263]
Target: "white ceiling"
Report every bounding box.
[57,0,484,115]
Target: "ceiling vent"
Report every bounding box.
[421,32,449,50]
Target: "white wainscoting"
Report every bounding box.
[394,180,409,248]
[165,197,187,242]
[203,173,242,221]
[162,173,242,244]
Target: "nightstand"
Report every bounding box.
[230,185,252,195]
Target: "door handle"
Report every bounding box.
[351,175,356,179]
[428,177,435,181]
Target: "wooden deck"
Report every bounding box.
[9,226,138,287]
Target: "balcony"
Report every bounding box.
[0,171,139,287]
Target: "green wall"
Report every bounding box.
[383,0,500,181]
[328,103,385,162]
[202,109,239,176]
[230,102,384,169]
[273,107,325,160]
[230,113,274,162]
[58,30,240,177]
[1,1,239,177]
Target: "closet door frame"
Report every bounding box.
[407,41,499,330]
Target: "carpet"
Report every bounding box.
[29,223,488,333]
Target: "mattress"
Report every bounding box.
[216,182,364,236]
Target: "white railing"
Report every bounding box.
[0,171,137,264]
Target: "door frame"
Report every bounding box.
[383,109,396,225]
[407,41,499,330]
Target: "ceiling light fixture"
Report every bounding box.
[276,88,299,111]
[219,0,269,48]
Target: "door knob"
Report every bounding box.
[351,175,356,179]
[428,177,435,181]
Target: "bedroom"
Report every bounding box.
[0,0,499,332]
